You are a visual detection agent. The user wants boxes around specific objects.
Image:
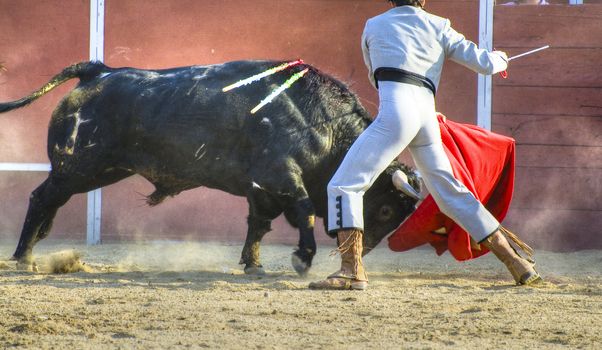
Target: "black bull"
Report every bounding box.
[0,60,419,275]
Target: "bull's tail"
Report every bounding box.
[0,61,109,113]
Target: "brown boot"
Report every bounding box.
[482,227,542,285]
[309,229,368,290]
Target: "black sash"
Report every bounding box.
[374,67,436,96]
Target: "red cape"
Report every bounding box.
[387,114,516,261]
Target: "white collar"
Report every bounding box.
[388,5,422,14]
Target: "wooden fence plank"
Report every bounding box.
[513,144,602,168]
[493,48,602,88]
[493,114,602,146]
[504,208,602,251]
[495,5,602,48]
[493,86,602,116]
[513,167,602,211]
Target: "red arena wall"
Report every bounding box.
[0,0,600,250]
[493,5,602,250]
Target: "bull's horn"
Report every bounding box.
[392,170,421,200]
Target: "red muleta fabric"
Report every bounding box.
[387,113,516,261]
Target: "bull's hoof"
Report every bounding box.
[244,265,266,275]
[12,255,37,272]
[16,261,38,272]
[291,252,311,277]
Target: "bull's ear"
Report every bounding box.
[392,170,421,200]
[377,204,394,222]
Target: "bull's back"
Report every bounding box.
[50,60,368,198]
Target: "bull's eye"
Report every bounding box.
[377,205,394,222]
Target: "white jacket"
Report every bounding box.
[361,6,507,90]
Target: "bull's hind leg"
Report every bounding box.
[12,168,132,268]
[12,177,73,267]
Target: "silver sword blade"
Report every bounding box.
[508,45,550,61]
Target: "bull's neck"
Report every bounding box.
[334,105,372,154]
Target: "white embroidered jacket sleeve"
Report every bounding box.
[441,20,508,75]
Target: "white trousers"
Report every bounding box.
[327,81,500,242]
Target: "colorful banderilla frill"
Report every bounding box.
[222,59,308,114]
[250,68,309,114]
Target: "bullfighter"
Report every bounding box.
[310,0,541,290]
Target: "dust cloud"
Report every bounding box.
[37,250,91,274]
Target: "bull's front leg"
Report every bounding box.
[290,197,317,276]
[239,216,272,275]
[240,187,281,275]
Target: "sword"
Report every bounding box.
[508,45,550,61]
[500,45,550,78]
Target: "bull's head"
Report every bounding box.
[361,161,421,254]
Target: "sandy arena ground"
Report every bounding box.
[0,239,600,349]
